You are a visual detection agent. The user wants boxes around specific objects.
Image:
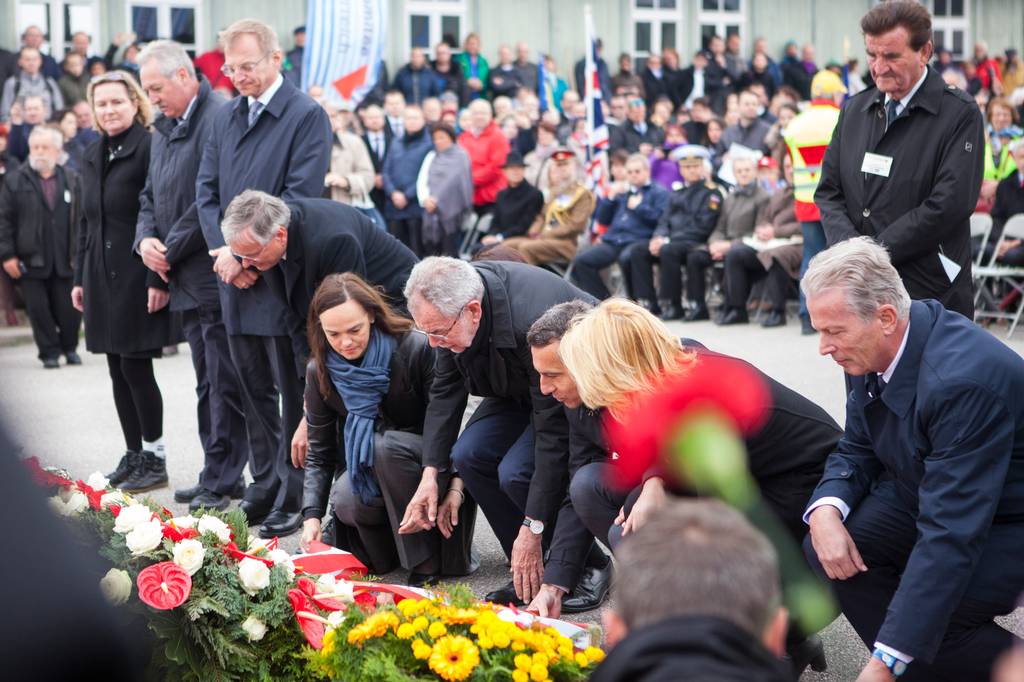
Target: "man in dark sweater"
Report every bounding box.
[479,151,544,248]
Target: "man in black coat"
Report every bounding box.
[359,104,392,214]
[400,257,596,607]
[219,191,418,320]
[196,18,332,538]
[0,126,81,368]
[815,1,984,319]
[135,41,248,512]
[608,99,664,154]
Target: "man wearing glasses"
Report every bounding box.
[400,256,595,608]
[196,18,332,539]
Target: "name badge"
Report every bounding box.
[64,190,71,204]
[861,152,893,178]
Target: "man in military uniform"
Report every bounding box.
[815,0,984,320]
[626,144,723,320]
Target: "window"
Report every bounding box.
[931,0,969,60]
[405,0,466,56]
[126,1,203,55]
[16,0,100,59]
[698,0,744,51]
[630,0,682,71]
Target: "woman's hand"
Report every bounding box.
[437,486,465,539]
[300,518,322,552]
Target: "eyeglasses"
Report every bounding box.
[418,304,466,342]
[221,53,271,78]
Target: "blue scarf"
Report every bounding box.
[324,327,396,504]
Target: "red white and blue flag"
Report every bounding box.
[303,0,387,106]
[583,6,608,198]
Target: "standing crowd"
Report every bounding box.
[3,2,1024,681]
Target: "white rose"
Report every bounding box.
[50,491,89,516]
[172,539,206,576]
[267,549,296,576]
[86,471,110,490]
[114,503,154,534]
[171,515,198,529]
[99,568,132,606]
[334,579,355,603]
[327,609,346,627]
[316,573,337,593]
[197,515,232,544]
[241,615,268,642]
[238,558,270,596]
[100,491,126,508]
[247,536,269,554]
[126,519,164,555]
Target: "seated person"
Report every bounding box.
[609,98,665,154]
[802,237,1024,681]
[299,272,477,585]
[626,144,723,320]
[504,147,596,266]
[648,124,686,190]
[571,154,668,299]
[592,499,792,682]
[985,139,1024,265]
[478,150,544,248]
[687,156,768,323]
[721,152,802,327]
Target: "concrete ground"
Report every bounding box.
[3,315,1023,680]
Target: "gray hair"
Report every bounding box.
[404,257,484,318]
[801,237,911,320]
[28,125,64,149]
[137,40,197,79]
[526,300,594,348]
[220,190,291,246]
[219,18,280,54]
[613,499,781,636]
[626,153,650,170]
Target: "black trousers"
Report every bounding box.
[803,486,1018,681]
[181,306,249,496]
[20,275,80,360]
[723,244,790,311]
[226,333,304,513]
[106,354,162,453]
[628,241,708,305]
[571,241,645,300]
[388,217,423,258]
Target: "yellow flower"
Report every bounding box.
[396,623,416,640]
[532,652,549,668]
[428,635,480,681]
[478,636,493,650]
[511,641,525,651]
[575,652,589,667]
[512,670,529,682]
[529,663,549,681]
[442,606,480,624]
[413,616,429,632]
[515,653,533,670]
[322,629,337,648]
[412,639,433,660]
[585,646,606,663]
[493,631,511,648]
[428,621,448,639]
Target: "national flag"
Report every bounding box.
[583,5,608,201]
[304,0,387,106]
[537,53,556,113]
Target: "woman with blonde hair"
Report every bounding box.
[75,70,178,494]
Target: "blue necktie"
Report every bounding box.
[885,100,899,131]
[248,100,264,128]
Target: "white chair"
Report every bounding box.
[970,212,993,267]
[973,213,1024,337]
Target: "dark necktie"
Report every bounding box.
[867,373,887,399]
[248,101,264,128]
[885,99,899,131]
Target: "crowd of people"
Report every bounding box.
[2,1,1024,680]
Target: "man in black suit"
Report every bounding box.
[196,18,332,538]
[608,98,664,154]
[802,237,1024,682]
[218,191,418,318]
[359,104,392,214]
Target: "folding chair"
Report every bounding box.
[970,212,996,311]
[458,213,492,260]
[973,213,1024,338]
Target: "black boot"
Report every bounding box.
[785,634,827,678]
[682,304,710,321]
[760,309,786,328]
[121,451,169,493]
[716,307,749,325]
[660,303,686,321]
[106,450,141,488]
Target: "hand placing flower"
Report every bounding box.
[126,519,164,555]
[114,503,154,534]
[197,514,232,543]
[99,568,132,606]
[241,615,268,642]
[172,539,205,576]
[238,557,271,596]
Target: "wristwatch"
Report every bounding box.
[872,649,908,677]
[522,517,545,535]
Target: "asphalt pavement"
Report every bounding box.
[3,315,1022,680]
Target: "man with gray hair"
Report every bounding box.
[134,39,249,512]
[803,237,1024,680]
[399,256,595,607]
[592,499,790,681]
[0,125,81,368]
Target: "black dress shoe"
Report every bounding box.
[484,580,525,606]
[107,450,141,487]
[785,634,827,677]
[42,357,60,369]
[121,451,168,493]
[189,489,230,512]
[682,305,710,322]
[659,304,685,321]
[801,317,817,335]
[407,572,442,588]
[64,351,82,365]
[229,478,246,499]
[174,483,204,503]
[760,310,787,328]
[638,299,661,316]
[561,562,614,614]
[716,308,749,325]
[239,499,272,526]
[258,510,303,538]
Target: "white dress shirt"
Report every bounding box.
[247,73,284,112]
[884,67,929,118]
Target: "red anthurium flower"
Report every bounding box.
[137,562,192,610]
[288,588,325,649]
[295,577,345,612]
[75,480,105,510]
[222,542,275,568]
[603,354,770,489]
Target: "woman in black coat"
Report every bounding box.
[72,72,176,493]
[299,272,477,585]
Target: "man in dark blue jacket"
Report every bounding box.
[570,153,667,299]
[135,40,248,511]
[196,18,332,538]
[392,49,443,105]
[802,237,1024,682]
[382,105,433,255]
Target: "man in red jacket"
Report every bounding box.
[458,99,509,215]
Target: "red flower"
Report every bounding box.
[604,354,770,489]
[288,588,325,649]
[137,562,192,610]
[23,457,72,489]
[162,524,200,542]
[75,480,105,510]
[354,590,377,609]
[295,577,345,612]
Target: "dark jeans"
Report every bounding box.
[450,398,534,558]
[628,241,711,306]
[571,241,645,300]
[799,221,827,319]
[106,354,162,453]
[19,275,79,360]
[803,487,1018,681]
[181,306,249,496]
[723,244,791,311]
[388,217,423,258]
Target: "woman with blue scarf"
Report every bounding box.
[299,273,478,585]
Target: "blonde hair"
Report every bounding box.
[86,72,152,132]
[219,18,281,54]
[558,298,696,416]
